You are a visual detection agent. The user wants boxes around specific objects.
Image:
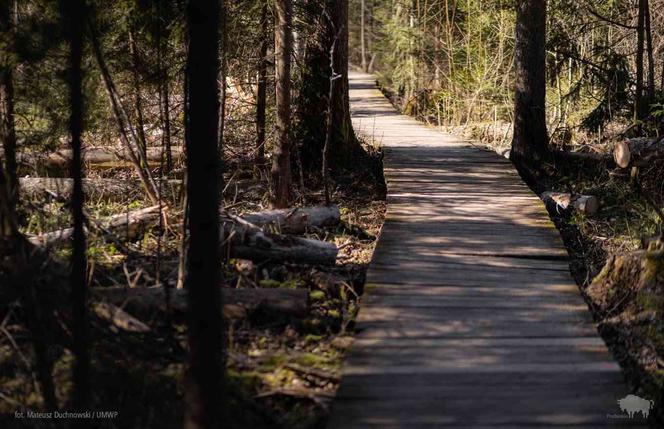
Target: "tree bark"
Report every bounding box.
[271,0,293,208]
[510,0,550,173]
[184,0,225,427]
[255,0,268,165]
[296,0,358,171]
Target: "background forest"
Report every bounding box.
[350,0,664,136]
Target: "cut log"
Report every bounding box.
[612,137,664,169]
[613,140,631,168]
[223,220,338,265]
[242,205,341,233]
[28,205,163,247]
[91,286,309,319]
[541,192,599,215]
[16,146,184,170]
[19,177,182,202]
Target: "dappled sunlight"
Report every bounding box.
[326,70,638,429]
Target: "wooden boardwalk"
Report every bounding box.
[327,72,644,428]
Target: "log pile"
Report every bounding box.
[221,210,338,265]
[29,204,340,265]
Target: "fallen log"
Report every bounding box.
[613,137,664,169]
[541,192,599,215]
[93,302,151,333]
[553,150,613,166]
[16,146,184,171]
[28,205,163,246]
[91,286,309,319]
[19,177,182,201]
[242,205,340,234]
[222,216,338,265]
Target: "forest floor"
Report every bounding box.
[454,122,664,425]
[0,139,385,428]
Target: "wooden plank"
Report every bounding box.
[368,254,572,272]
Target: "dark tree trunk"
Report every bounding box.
[271,0,293,208]
[217,0,228,167]
[361,0,367,72]
[510,0,550,172]
[634,0,645,120]
[128,27,148,159]
[61,0,90,411]
[296,0,358,172]
[183,0,226,427]
[644,0,655,104]
[255,0,268,165]
[156,0,172,173]
[0,76,17,238]
[0,3,17,219]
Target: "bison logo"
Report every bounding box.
[617,394,654,418]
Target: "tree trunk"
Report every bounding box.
[644,0,655,104]
[217,0,228,171]
[0,70,17,238]
[61,0,90,412]
[184,0,225,427]
[255,0,268,165]
[271,0,293,208]
[634,0,645,120]
[510,0,550,173]
[361,0,367,72]
[128,27,148,160]
[296,0,358,172]
[89,22,160,203]
[0,1,17,231]
[156,0,173,173]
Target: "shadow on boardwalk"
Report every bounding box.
[325,72,649,428]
